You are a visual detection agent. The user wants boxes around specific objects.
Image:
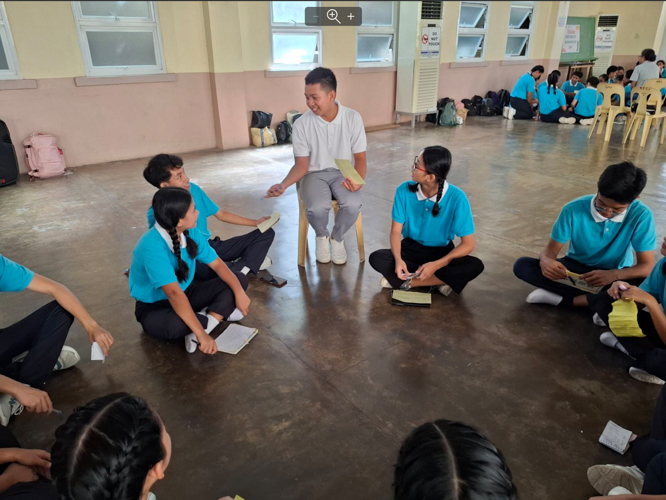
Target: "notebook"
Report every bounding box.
[391,290,432,307]
[609,299,646,338]
[215,324,259,354]
[258,211,281,233]
[91,342,105,363]
[334,159,366,185]
[599,420,633,455]
[553,271,603,294]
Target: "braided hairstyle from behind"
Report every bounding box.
[408,146,452,218]
[547,70,559,95]
[152,187,199,282]
[51,393,165,500]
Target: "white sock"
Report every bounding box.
[526,288,563,306]
[199,307,208,315]
[241,266,251,276]
[227,308,244,322]
[600,332,630,356]
[205,314,220,333]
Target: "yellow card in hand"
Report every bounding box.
[334,159,366,185]
[257,212,280,233]
[608,299,645,338]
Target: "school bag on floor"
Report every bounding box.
[438,101,459,126]
[251,111,272,129]
[498,89,510,108]
[0,120,19,187]
[479,98,497,116]
[276,121,292,143]
[486,91,503,115]
[23,132,66,179]
[461,99,478,116]
[471,95,484,115]
[251,127,277,148]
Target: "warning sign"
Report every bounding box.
[420,26,441,58]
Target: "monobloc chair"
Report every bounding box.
[588,83,631,142]
[622,87,666,147]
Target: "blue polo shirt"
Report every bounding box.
[561,80,584,93]
[129,226,217,304]
[0,255,34,292]
[511,73,536,100]
[147,183,219,240]
[574,88,602,117]
[640,257,666,313]
[551,195,656,270]
[391,181,475,247]
[537,81,548,92]
[538,86,566,116]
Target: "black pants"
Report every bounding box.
[643,453,666,494]
[0,302,73,388]
[0,426,58,499]
[135,274,249,340]
[509,96,534,120]
[573,113,595,121]
[540,108,579,123]
[589,290,666,380]
[513,256,601,299]
[195,229,274,281]
[368,238,484,294]
[631,386,666,474]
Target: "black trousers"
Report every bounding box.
[573,113,595,120]
[368,238,484,294]
[540,108,579,123]
[0,301,73,388]
[135,274,249,341]
[509,96,534,120]
[643,453,666,494]
[195,228,274,281]
[631,386,666,474]
[513,256,600,299]
[0,426,58,499]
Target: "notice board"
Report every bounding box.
[560,16,595,63]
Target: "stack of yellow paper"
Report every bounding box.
[608,299,645,338]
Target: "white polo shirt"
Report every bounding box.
[292,101,367,172]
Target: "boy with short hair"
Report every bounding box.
[143,154,275,280]
[607,65,619,83]
[505,65,544,120]
[513,161,656,311]
[561,70,585,104]
[571,76,602,125]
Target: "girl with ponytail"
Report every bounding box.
[369,146,484,296]
[536,70,579,124]
[128,187,251,355]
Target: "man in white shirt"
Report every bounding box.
[266,68,367,265]
[631,48,660,89]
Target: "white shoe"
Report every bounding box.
[567,117,577,124]
[609,486,633,495]
[508,107,516,120]
[502,106,509,118]
[593,313,606,327]
[380,277,392,289]
[0,393,24,426]
[437,285,452,296]
[315,236,331,264]
[13,346,80,371]
[587,464,644,495]
[580,118,595,126]
[330,238,347,265]
[558,117,569,124]
[629,367,665,385]
[227,308,245,322]
[259,256,272,271]
[184,334,198,354]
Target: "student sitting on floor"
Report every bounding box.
[571,76,602,125]
[504,65,544,120]
[144,154,274,281]
[538,71,578,124]
[393,419,517,500]
[129,187,250,355]
[368,146,484,296]
[537,69,560,93]
[0,254,114,426]
[561,70,585,104]
[513,162,656,313]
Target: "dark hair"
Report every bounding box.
[599,74,608,83]
[152,187,198,282]
[531,65,544,74]
[552,69,561,77]
[617,66,624,71]
[572,70,583,78]
[587,76,599,88]
[658,60,665,66]
[597,161,647,204]
[626,69,634,80]
[547,71,559,94]
[143,154,184,188]
[51,393,165,500]
[407,146,452,217]
[642,49,657,62]
[606,65,618,75]
[394,420,517,500]
[305,67,337,93]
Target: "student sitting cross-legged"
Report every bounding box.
[369,146,484,296]
[129,187,251,355]
[538,71,578,124]
[144,154,274,281]
[504,65,544,120]
[561,70,585,105]
[571,76,602,125]
[513,162,656,312]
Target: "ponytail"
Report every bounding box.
[432,179,445,217]
[547,71,559,94]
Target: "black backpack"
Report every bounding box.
[0,120,19,187]
[276,121,292,143]
[471,95,484,115]
[461,99,478,116]
[251,110,272,129]
[498,89,510,107]
[479,98,496,116]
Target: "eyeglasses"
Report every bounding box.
[594,195,626,217]
[412,156,427,173]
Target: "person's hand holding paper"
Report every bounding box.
[335,159,365,192]
[618,285,658,308]
[580,269,617,287]
[539,257,568,280]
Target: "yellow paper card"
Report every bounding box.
[608,299,645,338]
[234,496,246,500]
[334,159,366,185]
[257,211,280,233]
[391,290,432,305]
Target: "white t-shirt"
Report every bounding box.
[631,60,660,88]
[292,101,367,172]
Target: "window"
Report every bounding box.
[71,1,165,77]
[505,2,534,58]
[456,2,489,60]
[0,2,21,80]
[270,1,321,70]
[356,1,396,66]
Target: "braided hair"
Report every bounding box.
[393,419,517,500]
[407,146,452,217]
[152,187,199,282]
[51,393,165,500]
[547,71,559,94]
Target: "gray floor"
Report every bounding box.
[2,117,666,499]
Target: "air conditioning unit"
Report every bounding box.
[395,1,443,127]
[593,15,619,77]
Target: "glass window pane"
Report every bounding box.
[509,6,531,29]
[360,1,393,26]
[457,35,484,59]
[0,36,9,71]
[357,35,393,63]
[459,3,487,29]
[506,35,528,56]
[80,1,152,19]
[271,1,317,24]
[273,33,318,65]
[86,31,157,67]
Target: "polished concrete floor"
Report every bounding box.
[3,117,666,499]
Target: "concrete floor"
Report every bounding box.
[2,117,666,499]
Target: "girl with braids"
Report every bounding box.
[393,419,517,500]
[536,70,578,124]
[129,187,251,355]
[369,146,484,296]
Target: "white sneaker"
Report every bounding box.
[0,393,24,426]
[330,238,347,265]
[580,118,595,126]
[629,367,665,385]
[13,346,81,371]
[558,116,569,124]
[593,313,607,327]
[507,107,516,120]
[380,277,392,289]
[184,334,198,354]
[502,106,509,118]
[609,486,633,495]
[437,285,452,296]
[587,464,644,495]
[315,236,331,264]
[567,117,577,124]
[259,256,272,271]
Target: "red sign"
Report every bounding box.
[422,34,429,44]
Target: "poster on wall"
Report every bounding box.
[562,24,580,53]
[595,29,615,52]
[420,26,441,58]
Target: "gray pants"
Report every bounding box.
[300,168,362,242]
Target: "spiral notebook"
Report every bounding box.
[599,421,632,455]
[215,324,258,355]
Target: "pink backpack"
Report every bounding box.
[23,133,66,179]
